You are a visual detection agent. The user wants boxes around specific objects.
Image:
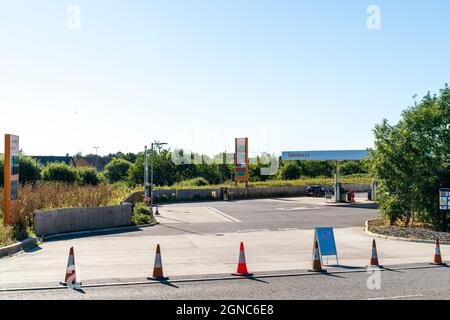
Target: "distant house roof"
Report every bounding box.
[74,157,112,171]
[32,156,76,167]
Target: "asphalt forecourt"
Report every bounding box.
[0,200,447,292]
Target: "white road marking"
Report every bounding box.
[276,207,322,211]
[278,228,299,231]
[367,294,423,300]
[207,207,242,223]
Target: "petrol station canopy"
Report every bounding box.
[281,150,368,161]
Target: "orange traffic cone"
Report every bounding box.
[232,242,253,276]
[309,240,326,273]
[369,239,382,267]
[148,244,169,281]
[60,247,82,288]
[432,238,445,265]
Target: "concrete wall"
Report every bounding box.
[34,204,133,237]
[124,184,371,203]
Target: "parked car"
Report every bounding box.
[306,185,333,197]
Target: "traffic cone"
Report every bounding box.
[369,239,382,267]
[432,238,445,265]
[60,247,82,288]
[232,242,253,276]
[148,244,169,281]
[309,240,326,273]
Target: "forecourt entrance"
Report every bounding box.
[281,150,371,202]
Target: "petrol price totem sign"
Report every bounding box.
[235,138,249,183]
[4,134,20,226]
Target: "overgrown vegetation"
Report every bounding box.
[369,85,450,231]
[132,203,157,225]
[0,183,137,246]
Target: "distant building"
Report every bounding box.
[74,157,112,171]
[32,155,76,167]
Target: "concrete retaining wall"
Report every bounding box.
[34,204,133,237]
[124,184,371,203]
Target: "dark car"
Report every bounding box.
[306,185,332,197]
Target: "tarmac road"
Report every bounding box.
[0,264,449,300]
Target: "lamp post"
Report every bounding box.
[144,142,167,213]
[143,146,149,206]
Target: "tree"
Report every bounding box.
[104,158,132,183]
[19,156,42,185]
[370,85,450,230]
[339,161,367,176]
[0,155,42,187]
[42,162,78,184]
[280,162,302,180]
[77,167,101,186]
[128,148,178,186]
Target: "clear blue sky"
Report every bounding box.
[1,0,449,157]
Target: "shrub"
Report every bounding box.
[179,177,209,187]
[19,156,42,185]
[280,162,302,180]
[132,213,154,225]
[77,167,101,186]
[105,158,132,183]
[339,161,367,176]
[0,155,42,187]
[134,202,150,215]
[132,203,157,225]
[42,162,78,183]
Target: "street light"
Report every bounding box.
[144,141,167,213]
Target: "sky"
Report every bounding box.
[0,0,449,158]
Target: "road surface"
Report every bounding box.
[0,264,448,300]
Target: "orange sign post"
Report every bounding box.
[4,134,20,226]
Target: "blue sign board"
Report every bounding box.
[440,188,450,211]
[315,227,337,256]
[282,150,368,161]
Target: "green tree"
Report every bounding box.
[42,162,78,184]
[280,162,302,180]
[370,85,450,230]
[339,161,367,176]
[128,148,178,186]
[19,156,42,185]
[77,167,101,186]
[104,158,132,183]
[0,155,42,187]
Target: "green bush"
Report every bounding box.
[0,155,42,187]
[280,162,302,180]
[42,162,78,183]
[339,161,367,176]
[132,203,157,225]
[132,213,154,225]
[19,156,42,185]
[176,177,209,187]
[134,202,150,215]
[77,167,101,186]
[105,158,132,183]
